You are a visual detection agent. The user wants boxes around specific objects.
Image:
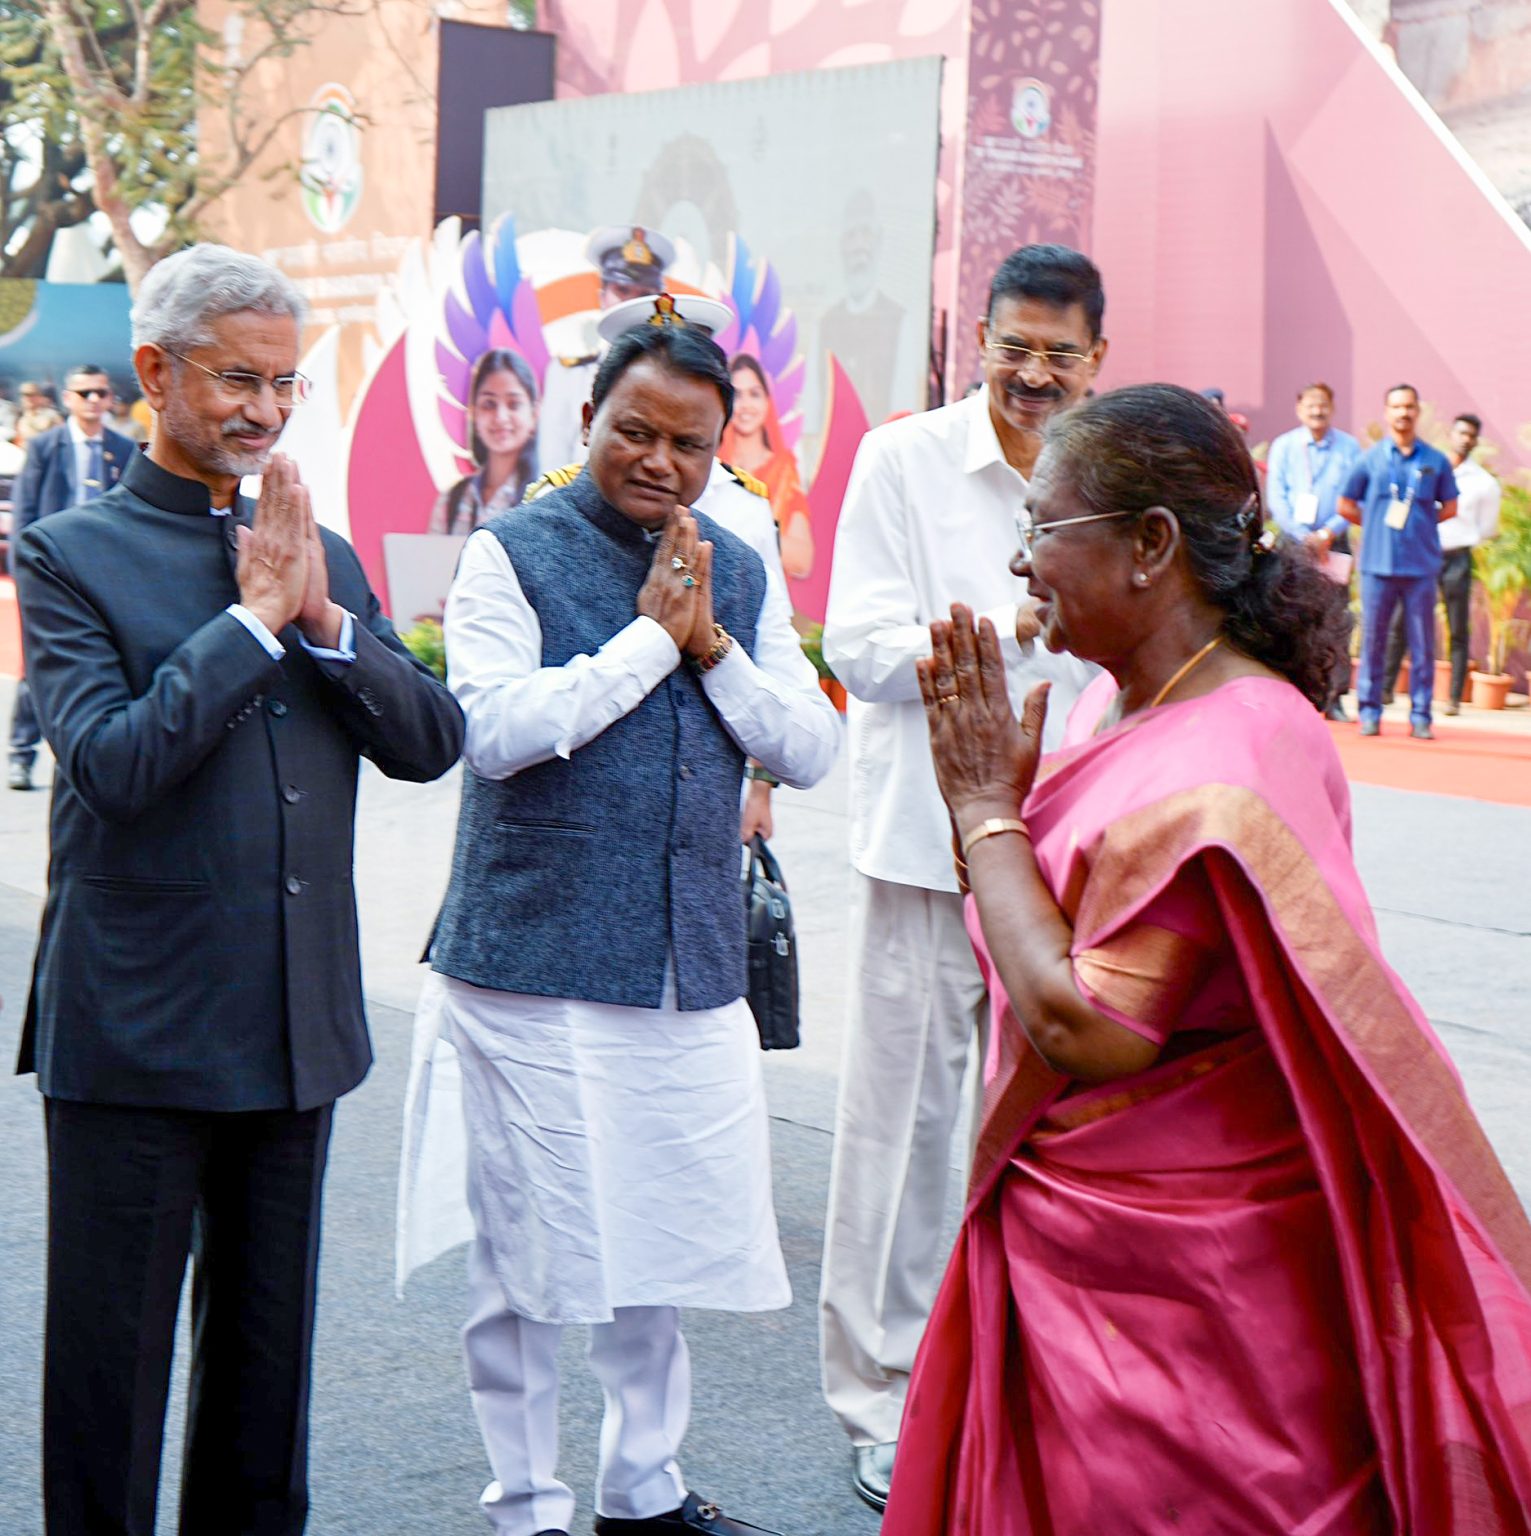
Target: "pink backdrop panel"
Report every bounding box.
[347,335,439,615]
[795,358,871,623]
[1093,0,1531,470]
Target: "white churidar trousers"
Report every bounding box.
[818,871,988,1446]
[463,1197,689,1534]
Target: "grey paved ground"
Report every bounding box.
[0,671,1527,1535]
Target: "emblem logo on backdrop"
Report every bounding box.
[1011,78,1052,140]
[300,84,364,234]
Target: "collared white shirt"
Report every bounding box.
[824,387,1096,893]
[68,417,106,502]
[446,526,839,787]
[696,457,790,609]
[1439,456,1501,552]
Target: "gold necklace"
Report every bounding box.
[1148,634,1224,709]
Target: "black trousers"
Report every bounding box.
[1383,548,1474,705]
[43,1097,333,1536]
[9,674,40,767]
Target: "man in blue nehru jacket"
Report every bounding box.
[1339,382,1458,740]
[400,319,839,1536]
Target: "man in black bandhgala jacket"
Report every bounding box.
[12,242,464,1536]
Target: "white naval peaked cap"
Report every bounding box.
[585,225,676,284]
[596,291,734,345]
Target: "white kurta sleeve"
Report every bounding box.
[699,575,840,790]
[446,530,681,780]
[822,433,934,704]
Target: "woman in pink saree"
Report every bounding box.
[885,384,1531,1535]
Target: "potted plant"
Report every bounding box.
[400,617,447,681]
[1469,486,1531,710]
[1433,603,1453,701]
[800,621,847,712]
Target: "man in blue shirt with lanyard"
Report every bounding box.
[1266,381,1361,720]
[1339,383,1458,739]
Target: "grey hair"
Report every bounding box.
[131,244,307,351]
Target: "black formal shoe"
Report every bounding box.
[1445,701,1461,716]
[1359,718,1380,737]
[533,1530,570,1535]
[1381,689,1395,706]
[852,1442,896,1512]
[7,760,32,791]
[1410,722,1434,740]
[592,1493,782,1535]
[1323,702,1351,723]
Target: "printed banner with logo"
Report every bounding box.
[956,0,1102,357]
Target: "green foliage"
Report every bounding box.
[1473,484,1531,675]
[798,621,836,682]
[1,0,342,283]
[400,617,446,681]
[0,1,102,273]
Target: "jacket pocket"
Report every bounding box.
[491,818,595,836]
[80,875,211,895]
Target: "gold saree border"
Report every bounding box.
[1069,784,1531,1293]
[1074,921,1210,1034]
[1032,1032,1254,1137]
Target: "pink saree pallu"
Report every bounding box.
[884,677,1531,1536]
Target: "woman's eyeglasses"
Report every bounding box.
[165,349,311,407]
[1014,508,1138,562]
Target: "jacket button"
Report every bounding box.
[284,875,303,896]
[282,784,302,804]
[678,764,692,779]
[268,699,289,717]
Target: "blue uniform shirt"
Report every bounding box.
[1267,426,1361,542]
[1343,439,1458,577]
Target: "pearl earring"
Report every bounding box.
[1135,573,1149,586]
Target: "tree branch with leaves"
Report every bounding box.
[7,0,359,290]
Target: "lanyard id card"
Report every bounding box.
[1385,465,1418,531]
[1295,492,1320,526]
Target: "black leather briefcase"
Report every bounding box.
[742,835,800,1050]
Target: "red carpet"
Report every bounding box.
[1328,719,1531,807]
[0,578,19,679]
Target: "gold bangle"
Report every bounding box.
[959,817,1030,858]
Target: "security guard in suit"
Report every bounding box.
[8,364,136,790]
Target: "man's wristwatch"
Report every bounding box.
[688,623,734,674]
[745,764,779,787]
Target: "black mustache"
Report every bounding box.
[1004,382,1064,404]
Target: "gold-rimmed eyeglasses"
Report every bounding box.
[165,349,311,407]
[1014,507,1138,563]
[983,330,1095,375]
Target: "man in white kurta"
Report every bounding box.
[818,244,1107,1511]
[401,320,838,1536]
[532,291,798,851]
